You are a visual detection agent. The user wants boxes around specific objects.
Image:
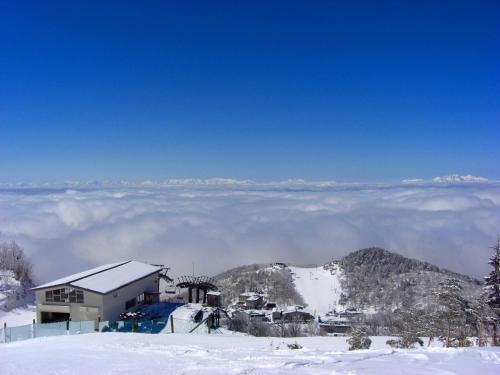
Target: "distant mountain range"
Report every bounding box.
[0,174,495,189]
[402,174,490,184]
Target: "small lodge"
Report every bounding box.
[32,260,162,323]
[281,310,314,322]
[273,306,314,323]
[239,292,264,309]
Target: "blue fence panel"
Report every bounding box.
[8,324,32,342]
[35,321,67,337]
[69,320,95,335]
[136,319,167,333]
[98,320,111,332]
[99,320,132,332]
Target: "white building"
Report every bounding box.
[32,260,162,323]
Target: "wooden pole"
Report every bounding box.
[170,315,174,334]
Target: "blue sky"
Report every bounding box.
[1,1,499,182]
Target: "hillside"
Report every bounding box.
[0,270,36,326]
[288,262,344,315]
[215,248,483,315]
[339,248,481,311]
[215,264,305,307]
[0,242,36,326]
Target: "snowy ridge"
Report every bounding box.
[402,174,490,184]
[1,175,495,190]
[289,263,345,315]
[432,174,489,183]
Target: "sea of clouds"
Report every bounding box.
[0,177,499,283]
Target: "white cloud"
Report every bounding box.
[0,181,499,282]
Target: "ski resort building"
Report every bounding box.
[32,261,162,323]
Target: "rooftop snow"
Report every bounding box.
[32,261,161,294]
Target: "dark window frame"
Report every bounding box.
[45,288,85,304]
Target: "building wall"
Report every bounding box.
[35,272,159,322]
[35,287,103,323]
[101,272,159,321]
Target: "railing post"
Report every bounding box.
[170,315,174,333]
[3,322,6,343]
[32,319,36,338]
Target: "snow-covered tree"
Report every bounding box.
[420,310,442,347]
[435,277,466,347]
[484,236,500,346]
[0,241,33,283]
[347,326,371,350]
[387,308,424,349]
[470,291,492,347]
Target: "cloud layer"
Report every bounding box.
[0,180,499,282]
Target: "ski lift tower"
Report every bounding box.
[153,265,178,295]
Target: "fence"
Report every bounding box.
[1,320,96,343]
[0,303,218,343]
[98,318,167,334]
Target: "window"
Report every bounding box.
[45,288,84,304]
[125,298,136,310]
[137,293,145,305]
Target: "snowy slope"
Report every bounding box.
[0,306,36,327]
[0,270,36,327]
[288,264,344,315]
[1,333,499,375]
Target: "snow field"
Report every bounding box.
[1,333,499,375]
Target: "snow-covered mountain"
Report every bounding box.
[432,174,489,183]
[215,248,482,316]
[402,174,490,184]
[339,248,480,311]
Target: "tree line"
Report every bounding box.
[349,237,500,349]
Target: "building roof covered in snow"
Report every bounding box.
[246,296,261,301]
[32,261,162,294]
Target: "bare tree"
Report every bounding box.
[0,241,33,284]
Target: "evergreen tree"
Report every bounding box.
[347,326,372,350]
[484,236,500,346]
[387,308,424,349]
[471,291,492,347]
[435,277,466,347]
[420,310,442,347]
